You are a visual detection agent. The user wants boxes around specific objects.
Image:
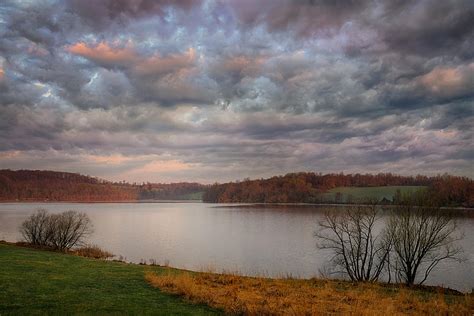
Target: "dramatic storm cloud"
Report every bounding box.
[0,0,473,182]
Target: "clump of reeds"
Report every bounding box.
[73,244,113,259]
[145,271,473,315]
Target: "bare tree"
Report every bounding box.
[315,204,391,282]
[20,209,93,251]
[48,211,93,251]
[387,193,463,285]
[20,209,55,246]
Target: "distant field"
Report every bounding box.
[319,186,427,203]
[176,191,204,200]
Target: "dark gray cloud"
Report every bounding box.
[228,0,474,58]
[377,0,474,59]
[228,0,369,37]
[0,0,472,182]
[66,0,203,31]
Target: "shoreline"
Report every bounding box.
[0,240,467,295]
[216,202,474,211]
[0,199,203,204]
[2,242,471,315]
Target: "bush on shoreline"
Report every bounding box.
[2,241,113,260]
[20,209,93,251]
[72,244,113,259]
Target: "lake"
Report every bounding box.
[0,202,472,292]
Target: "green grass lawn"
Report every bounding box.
[0,243,220,315]
[319,186,427,203]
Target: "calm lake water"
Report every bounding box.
[0,202,473,291]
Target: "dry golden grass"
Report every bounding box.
[4,241,114,259]
[146,271,473,315]
[72,244,113,259]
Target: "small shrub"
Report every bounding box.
[20,209,93,251]
[19,208,54,246]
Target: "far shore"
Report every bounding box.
[0,199,203,204]
[1,200,473,211]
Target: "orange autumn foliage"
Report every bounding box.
[202,172,473,207]
[0,169,205,201]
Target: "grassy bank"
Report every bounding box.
[0,243,218,315]
[147,271,473,315]
[1,243,472,315]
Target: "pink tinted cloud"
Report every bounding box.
[420,63,474,97]
[133,48,196,76]
[66,42,138,67]
[118,159,194,181]
[210,55,266,79]
[136,159,192,173]
[84,154,135,165]
[67,42,196,76]
[220,55,264,76]
[27,43,49,57]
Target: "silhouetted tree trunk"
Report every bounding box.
[315,203,392,282]
[387,192,463,285]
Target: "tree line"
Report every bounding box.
[1,170,472,206]
[202,172,473,207]
[0,170,206,202]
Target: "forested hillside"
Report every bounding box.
[0,170,205,202]
[202,172,473,207]
[1,170,472,206]
[138,182,205,200]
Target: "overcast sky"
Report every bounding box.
[0,0,473,183]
